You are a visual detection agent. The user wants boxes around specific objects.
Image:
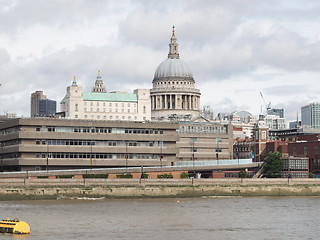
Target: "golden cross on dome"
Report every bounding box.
[98,70,100,76]
[172,25,175,37]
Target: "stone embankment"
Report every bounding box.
[1,178,320,200]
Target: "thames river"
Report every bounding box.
[0,197,319,240]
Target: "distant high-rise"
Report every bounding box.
[267,108,284,118]
[301,103,320,129]
[39,99,56,117]
[30,91,47,117]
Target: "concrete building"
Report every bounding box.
[0,118,178,171]
[30,91,47,117]
[177,119,233,161]
[150,26,201,120]
[301,103,320,129]
[264,114,286,130]
[60,73,151,122]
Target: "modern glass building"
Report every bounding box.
[301,103,320,129]
[39,99,56,117]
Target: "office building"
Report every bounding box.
[39,99,56,117]
[30,91,47,117]
[301,103,320,129]
[0,118,178,171]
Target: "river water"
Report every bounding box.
[0,197,319,240]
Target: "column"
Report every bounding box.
[151,96,154,110]
[165,95,167,109]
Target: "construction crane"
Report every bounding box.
[259,92,271,111]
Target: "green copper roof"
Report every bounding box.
[60,92,137,104]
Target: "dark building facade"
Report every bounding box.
[39,99,56,117]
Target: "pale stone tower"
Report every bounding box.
[62,76,83,118]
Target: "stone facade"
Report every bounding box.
[60,74,151,122]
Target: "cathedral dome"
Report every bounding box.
[154,58,193,78]
[153,25,193,80]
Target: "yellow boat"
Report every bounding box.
[0,218,30,234]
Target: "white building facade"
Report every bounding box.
[60,73,151,121]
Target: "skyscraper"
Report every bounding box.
[301,103,320,129]
[30,91,47,117]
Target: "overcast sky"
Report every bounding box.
[0,0,320,122]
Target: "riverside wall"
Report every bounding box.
[1,178,320,200]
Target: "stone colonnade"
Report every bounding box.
[151,94,200,110]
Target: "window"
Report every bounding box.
[304,146,308,156]
[84,107,87,112]
[122,103,124,107]
[75,104,78,112]
[143,106,146,113]
[97,108,99,112]
[36,140,40,145]
[293,146,296,156]
[97,102,99,106]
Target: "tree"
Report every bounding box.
[239,170,247,178]
[263,151,283,178]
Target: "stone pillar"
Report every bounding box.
[151,96,154,110]
[189,95,192,110]
[165,95,167,109]
[169,95,172,109]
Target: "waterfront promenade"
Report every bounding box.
[1,178,320,200]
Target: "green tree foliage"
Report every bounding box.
[239,170,247,178]
[180,172,189,178]
[263,151,283,178]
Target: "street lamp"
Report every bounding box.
[160,141,163,168]
[125,141,128,168]
[190,138,196,167]
[46,140,49,171]
[90,140,93,170]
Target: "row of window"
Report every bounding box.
[84,102,137,108]
[179,125,227,134]
[155,81,193,86]
[36,152,161,160]
[0,127,19,135]
[45,126,164,134]
[81,115,145,121]
[83,108,137,113]
[36,139,163,147]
